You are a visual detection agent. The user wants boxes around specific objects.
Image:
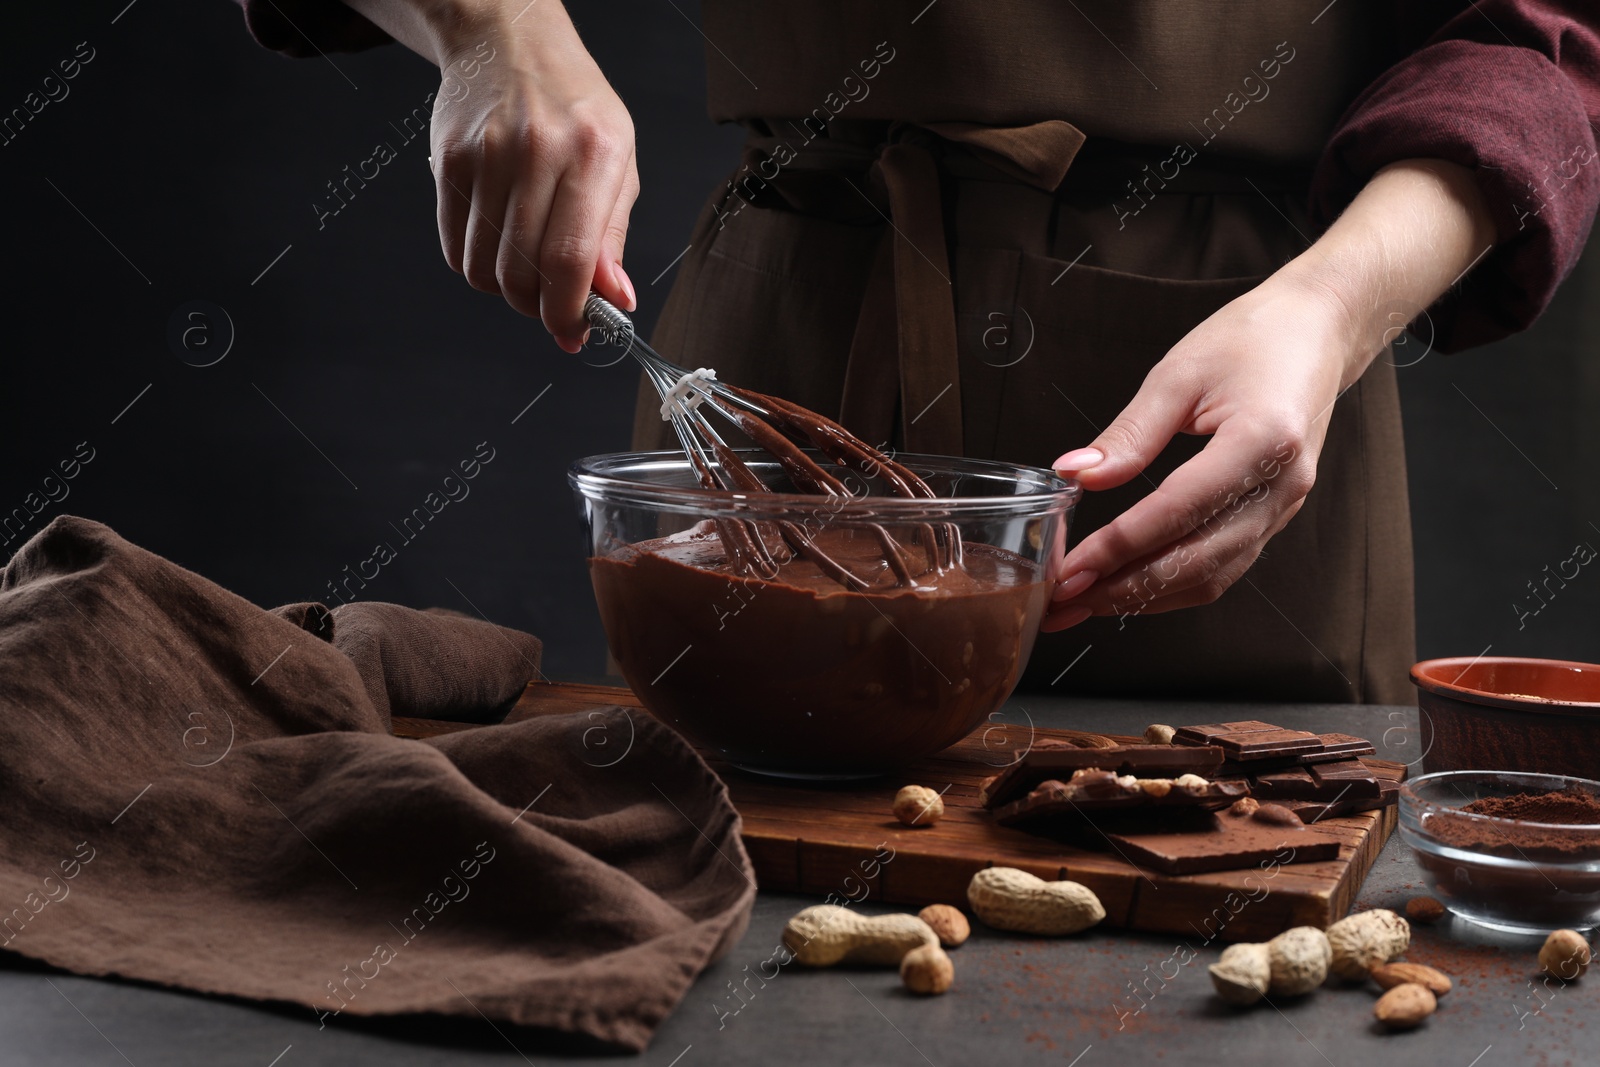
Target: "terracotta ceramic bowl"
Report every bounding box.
[1411,657,1600,776]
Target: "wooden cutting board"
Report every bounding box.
[393,682,1399,942]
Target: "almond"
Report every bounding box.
[1405,896,1445,924]
[1252,803,1304,828]
[917,903,970,948]
[1374,982,1436,1029]
[1371,961,1451,997]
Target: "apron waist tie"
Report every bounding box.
[738,119,1087,456]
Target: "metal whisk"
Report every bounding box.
[582,292,961,590]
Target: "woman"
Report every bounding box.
[241,0,1599,704]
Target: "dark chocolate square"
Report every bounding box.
[1214,728,1324,760]
[1316,733,1377,758]
[1308,758,1382,798]
[1250,767,1322,799]
[1173,720,1280,746]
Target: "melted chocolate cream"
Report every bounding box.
[590,522,1048,775]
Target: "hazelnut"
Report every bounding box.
[1144,723,1177,745]
[900,943,954,995]
[1229,797,1261,817]
[1540,929,1591,980]
[917,904,970,948]
[893,785,944,827]
[1071,769,1125,798]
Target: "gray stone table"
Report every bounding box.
[2,698,1582,1066]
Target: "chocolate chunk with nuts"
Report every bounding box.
[979,743,1224,809]
[993,770,1248,829]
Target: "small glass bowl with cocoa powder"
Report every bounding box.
[1400,771,1600,934]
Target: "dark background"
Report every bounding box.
[3,0,1596,685]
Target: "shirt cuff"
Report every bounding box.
[237,0,392,58]
[1310,38,1599,353]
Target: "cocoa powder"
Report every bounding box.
[1428,786,1600,860]
[1460,785,1600,823]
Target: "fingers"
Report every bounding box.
[1052,373,1194,492]
[1045,542,1268,630]
[537,128,633,350]
[1049,491,1303,624]
[592,153,639,312]
[1058,421,1306,584]
[1042,433,1311,631]
[464,146,514,296]
[433,141,474,276]
[426,52,638,347]
[496,155,559,324]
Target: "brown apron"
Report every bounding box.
[633,2,1414,705]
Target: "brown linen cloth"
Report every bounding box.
[0,516,754,1051]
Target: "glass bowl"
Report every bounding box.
[570,450,1080,777]
[1399,770,1600,934]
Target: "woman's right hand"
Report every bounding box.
[349,0,639,351]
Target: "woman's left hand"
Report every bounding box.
[1042,158,1498,633]
[1041,270,1354,631]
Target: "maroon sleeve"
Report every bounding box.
[235,0,392,58]
[1309,1,1600,353]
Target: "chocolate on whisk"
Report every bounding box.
[585,292,962,590]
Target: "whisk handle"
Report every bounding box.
[583,291,635,345]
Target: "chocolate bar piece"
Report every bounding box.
[1213,727,1324,760]
[1367,760,1407,783]
[1173,721,1280,746]
[1283,780,1400,822]
[1311,733,1377,758]
[1308,758,1382,798]
[993,770,1249,828]
[1202,727,1376,775]
[1105,811,1343,875]
[1249,767,1323,800]
[979,744,1224,809]
[1227,755,1389,802]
